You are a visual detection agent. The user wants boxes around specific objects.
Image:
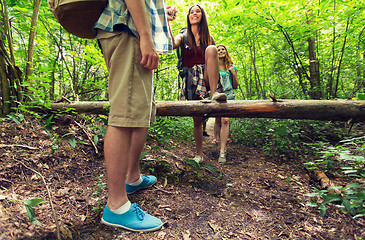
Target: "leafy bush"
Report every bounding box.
[230,118,343,158]
[148,116,194,144]
[305,135,365,218]
[306,183,365,218]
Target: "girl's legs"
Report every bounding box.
[204,45,219,96]
[220,117,230,154]
[193,116,204,157]
[213,117,221,141]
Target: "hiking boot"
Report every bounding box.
[203,131,210,137]
[126,175,157,194]
[192,155,203,164]
[218,153,226,163]
[101,203,163,232]
[212,92,227,102]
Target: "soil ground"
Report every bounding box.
[0,116,364,240]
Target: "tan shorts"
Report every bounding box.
[98,30,154,127]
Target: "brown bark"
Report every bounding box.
[25,0,41,83]
[311,169,333,189]
[308,38,322,99]
[307,7,322,99]
[46,100,365,122]
[0,42,10,115]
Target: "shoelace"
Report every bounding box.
[132,203,145,221]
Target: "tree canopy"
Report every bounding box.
[1,0,364,115]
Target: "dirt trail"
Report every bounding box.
[0,116,364,239]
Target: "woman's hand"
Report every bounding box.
[228,65,235,73]
[166,6,177,22]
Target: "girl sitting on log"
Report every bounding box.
[167,4,227,163]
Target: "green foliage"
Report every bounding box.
[230,118,339,158]
[187,160,216,173]
[22,198,47,225]
[306,183,365,218]
[357,93,365,100]
[305,135,365,218]
[7,113,25,125]
[37,114,107,154]
[148,116,194,144]
[305,136,365,175]
[3,0,365,104]
[91,174,106,211]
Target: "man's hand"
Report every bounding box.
[139,36,159,70]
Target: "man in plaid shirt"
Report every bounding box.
[94,0,175,232]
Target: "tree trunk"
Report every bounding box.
[278,26,310,97]
[0,41,10,116]
[307,6,322,100]
[25,0,41,84]
[334,18,350,98]
[308,38,321,99]
[45,100,365,123]
[1,0,22,104]
[327,0,336,99]
[249,39,263,99]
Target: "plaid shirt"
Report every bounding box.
[94,0,172,53]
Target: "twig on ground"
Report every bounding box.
[154,186,174,194]
[14,159,61,240]
[74,120,98,154]
[0,144,38,150]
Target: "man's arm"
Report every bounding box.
[125,0,159,70]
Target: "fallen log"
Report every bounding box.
[47,99,365,122]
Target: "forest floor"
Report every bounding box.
[0,115,364,240]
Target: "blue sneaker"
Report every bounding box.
[101,203,163,232]
[126,175,157,194]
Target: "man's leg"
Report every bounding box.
[126,127,148,184]
[104,126,131,210]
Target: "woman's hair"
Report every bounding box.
[216,44,233,70]
[186,4,213,56]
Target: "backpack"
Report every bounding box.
[176,28,200,100]
[176,27,189,79]
[47,0,107,39]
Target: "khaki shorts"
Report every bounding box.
[98,30,155,127]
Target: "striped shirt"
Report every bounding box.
[94,0,172,53]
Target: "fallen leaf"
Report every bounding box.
[79,215,86,222]
[158,231,167,239]
[183,230,191,240]
[208,222,220,233]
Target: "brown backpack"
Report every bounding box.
[47,0,107,39]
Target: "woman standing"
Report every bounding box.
[213,44,238,163]
[168,4,227,163]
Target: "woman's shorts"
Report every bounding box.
[180,64,223,100]
[98,30,154,128]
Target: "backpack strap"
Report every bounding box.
[176,28,188,72]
